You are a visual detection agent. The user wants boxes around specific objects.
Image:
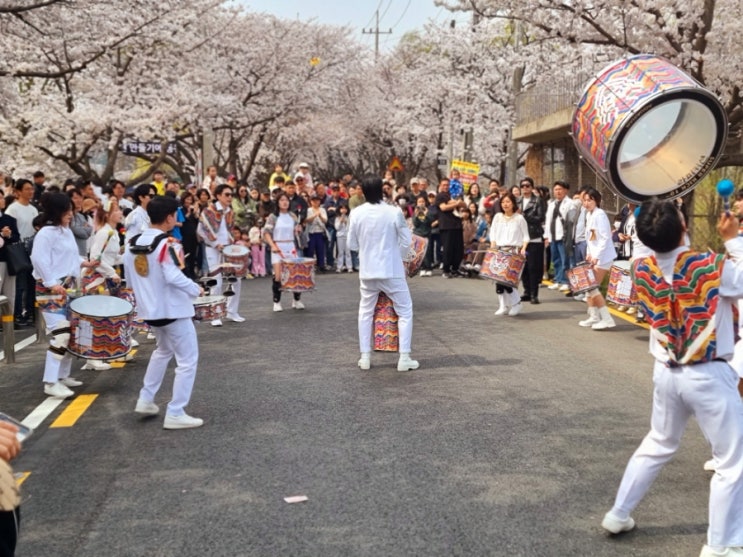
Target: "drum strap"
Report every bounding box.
[128,233,169,254]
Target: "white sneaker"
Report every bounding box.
[163,413,203,430]
[211,319,223,327]
[130,338,140,348]
[397,353,420,371]
[494,306,508,316]
[44,382,74,398]
[60,377,83,387]
[579,309,600,327]
[508,302,522,316]
[626,307,637,315]
[700,545,743,556]
[558,284,570,292]
[574,293,586,302]
[292,300,305,310]
[146,332,156,340]
[358,353,371,370]
[273,302,283,312]
[134,399,159,416]
[82,360,112,371]
[226,314,245,322]
[703,458,717,472]
[592,318,616,330]
[601,511,635,534]
[548,283,560,290]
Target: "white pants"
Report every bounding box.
[139,318,199,417]
[42,312,73,383]
[610,360,743,547]
[359,278,413,354]
[205,246,241,316]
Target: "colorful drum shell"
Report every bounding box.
[67,295,133,360]
[567,263,599,295]
[405,235,429,278]
[117,288,148,332]
[280,258,316,292]
[223,245,250,276]
[373,292,399,352]
[479,249,525,288]
[606,260,637,307]
[193,296,227,321]
[572,54,727,203]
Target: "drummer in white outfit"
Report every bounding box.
[198,185,244,326]
[31,193,98,399]
[263,191,304,312]
[124,184,152,248]
[601,201,743,557]
[579,187,617,330]
[348,175,418,372]
[488,193,529,317]
[123,195,204,430]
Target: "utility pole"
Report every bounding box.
[362,10,392,61]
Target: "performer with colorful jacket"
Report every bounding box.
[197,184,244,326]
[123,196,203,430]
[601,199,743,557]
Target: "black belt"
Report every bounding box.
[666,358,727,368]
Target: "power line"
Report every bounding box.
[362,0,385,30]
[379,0,393,22]
[389,0,412,30]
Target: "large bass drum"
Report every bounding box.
[572,54,727,203]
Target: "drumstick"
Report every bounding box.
[717,179,735,216]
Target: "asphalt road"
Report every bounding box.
[0,271,720,557]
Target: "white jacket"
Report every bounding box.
[348,202,410,280]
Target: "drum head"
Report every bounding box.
[609,91,727,202]
[223,245,249,257]
[69,295,132,317]
[194,296,226,306]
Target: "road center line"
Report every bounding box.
[50,394,98,428]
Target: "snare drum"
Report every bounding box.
[572,54,727,203]
[479,249,525,288]
[193,296,227,321]
[373,292,398,352]
[280,258,316,292]
[67,295,133,360]
[404,235,429,278]
[606,260,637,307]
[567,262,599,294]
[223,244,250,276]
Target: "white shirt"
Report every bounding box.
[586,208,617,266]
[89,223,122,278]
[272,213,296,244]
[348,202,410,280]
[125,206,150,246]
[488,213,529,247]
[31,225,81,286]
[6,201,38,240]
[544,197,578,242]
[123,228,200,320]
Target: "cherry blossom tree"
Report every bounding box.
[439,0,743,166]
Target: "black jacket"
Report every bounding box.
[520,195,544,241]
[0,213,21,262]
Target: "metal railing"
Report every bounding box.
[514,73,591,126]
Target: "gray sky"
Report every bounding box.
[238,0,462,51]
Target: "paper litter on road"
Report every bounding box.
[284,495,308,504]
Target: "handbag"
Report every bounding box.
[5,242,32,276]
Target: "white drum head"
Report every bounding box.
[194,296,226,306]
[223,245,249,257]
[69,295,132,317]
[613,96,722,200]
